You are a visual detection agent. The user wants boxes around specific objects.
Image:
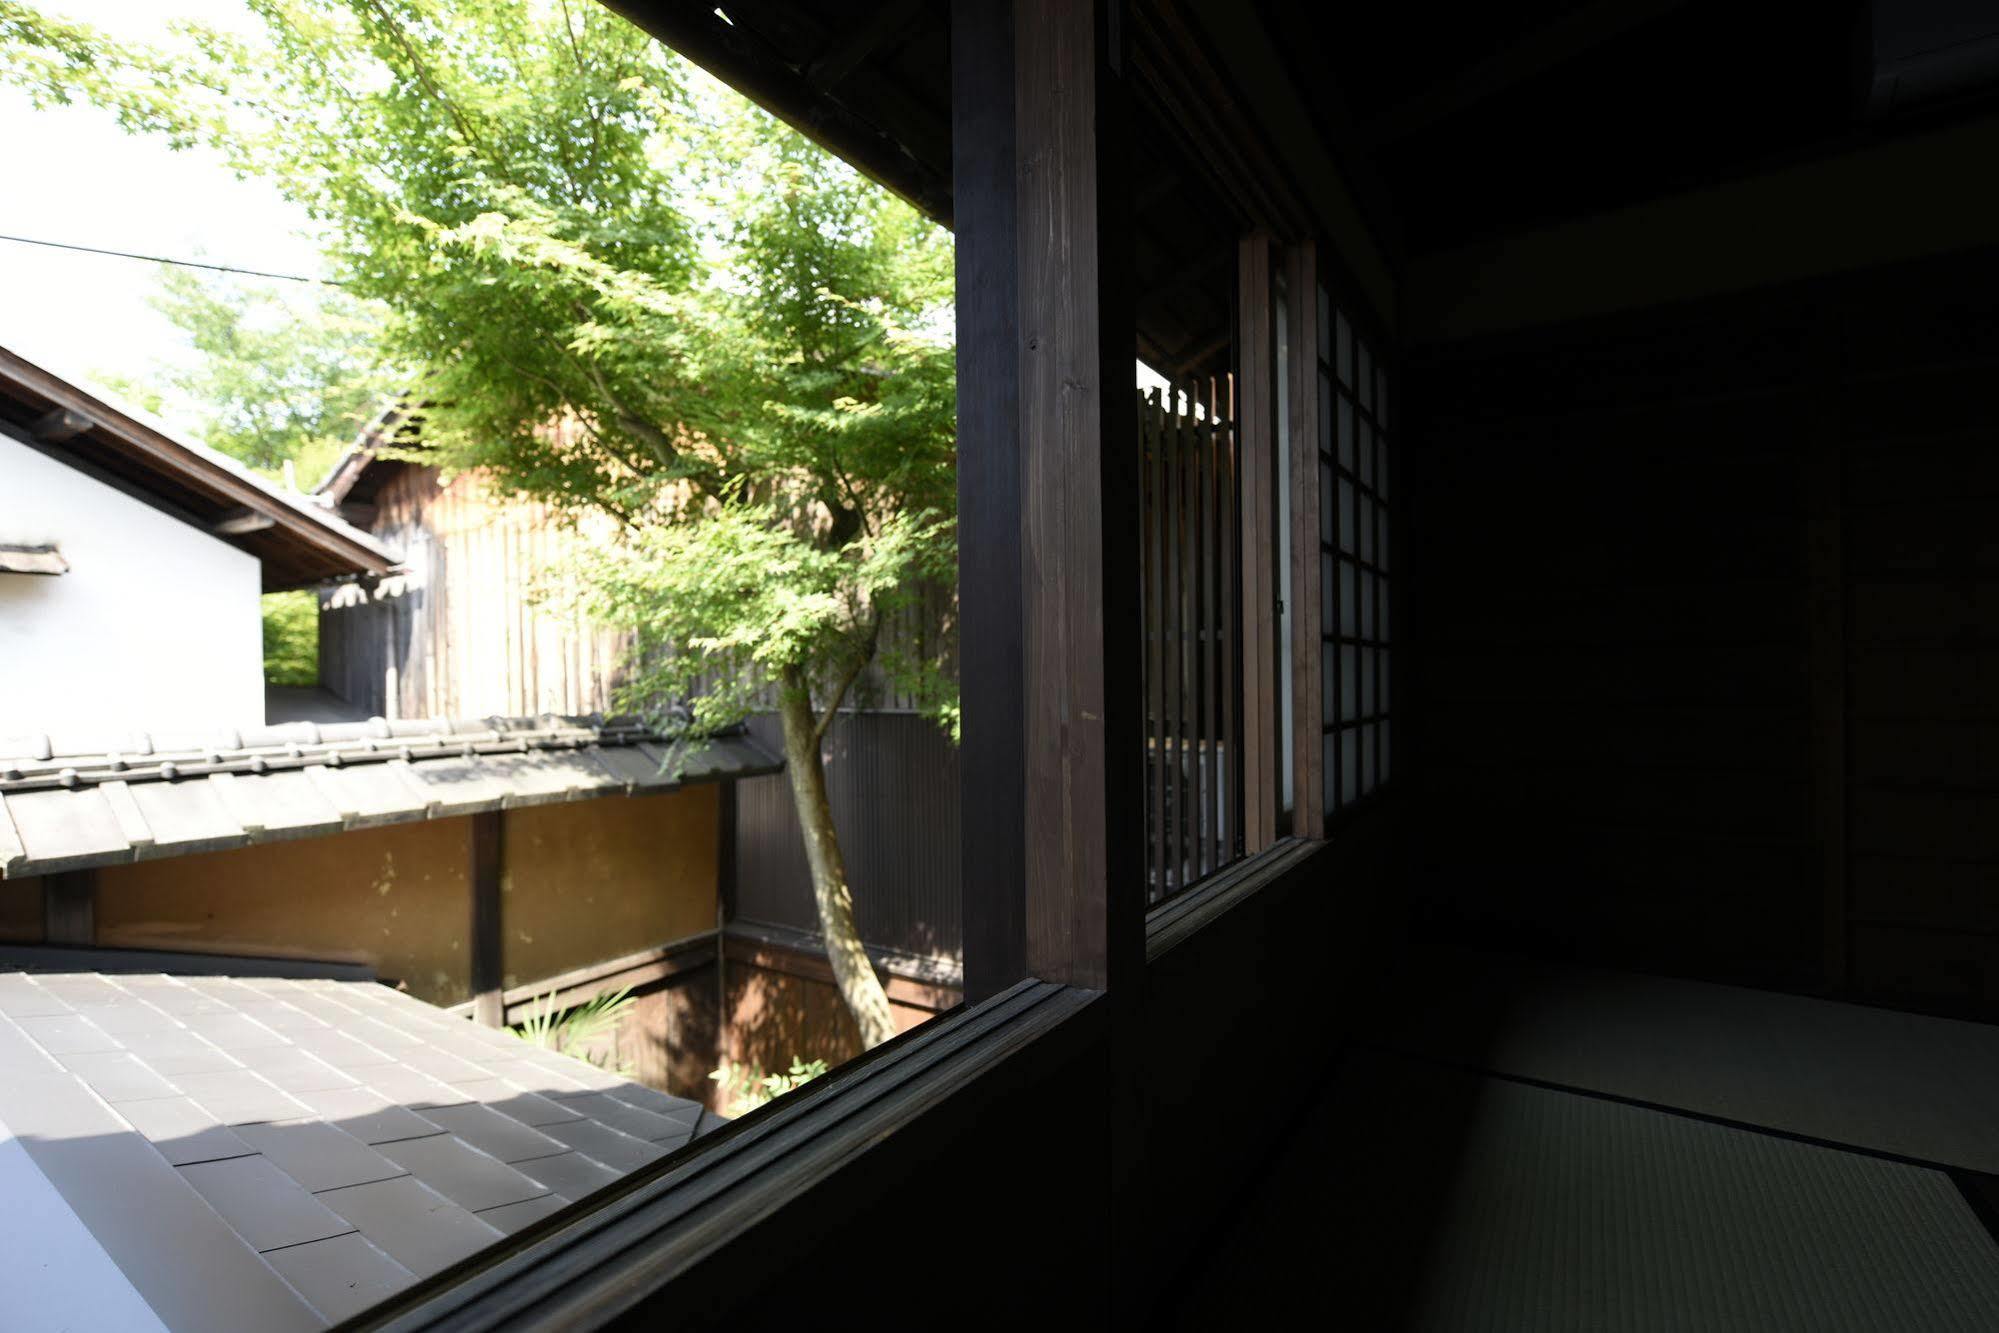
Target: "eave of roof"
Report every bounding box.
[0,714,782,879]
[0,345,399,591]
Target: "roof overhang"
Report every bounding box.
[0,345,399,591]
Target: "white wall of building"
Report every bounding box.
[0,431,264,737]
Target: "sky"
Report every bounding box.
[0,1,327,440]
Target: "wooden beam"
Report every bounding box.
[31,407,92,443]
[1014,0,1142,992]
[803,0,923,92]
[1238,234,1280,852]
[43,869,95,946]
[470,810,505,1027]
[211,507,277,536]
[1361,0,1693,150]
[954,0,1028,1004]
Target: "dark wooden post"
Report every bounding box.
[470,811,505,1027]
[955,0,1028,1004]
[1238,234,1280,851]
[43,869,96,946]
[956,0,1141,997]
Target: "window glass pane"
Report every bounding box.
[1340,645,1358,720]
[1359,498,1374,563]
[1339,479,1356,554]
[1322,651,1336,718]
[1319,371,1334,458]
[1338,396,1354,470]
[1360,571,1375,632]
[1323,732,1339,817]
[1341,730,1358,800]
[1336,310,1352,387]
[1375,370,1388,428]
[1358,422,1374,488]
[1319,460,1335,546]
[1381,721,1392,780]
[1318,284,1331,366]
[1378,511,1390,572]
[1321,550,1336,629]
[1339,561,1357,635]
[1379,576,1391,638]
[1358,342,1373,413]
[1362,722,1377,790]
[1377,436,1390,499]
[1380,649,1391,708]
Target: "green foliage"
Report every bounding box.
[1,0,958,734]
[261,589,319,687]
[99,269,400,484]
[509,985,637,1076]
[707,1056,829,1119]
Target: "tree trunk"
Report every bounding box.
[776,668,898,1049]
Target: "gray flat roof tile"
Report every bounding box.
[183,1010,291,1051]
[6,786,133,872]
[178,1154,355,1251]
[0,1068,320,1333]
[450,1078,585,1128]
[127,778,244,857]
[138,1027,247,1077]
[287,1027,398,1070]
[288,1086,450,1146]
[15,1011,122,1055]
[476,1193,570,1235]
[0,973,73,1017]
[35,975,130,1008]
[512,1149,622,1201]
[83,997,185,1036]
[57,1049,181,1102]
[209,768,343,841]
[234,1120,408,1193]
[175,1067,314,1126]
[536,1117,667,1173]
[359,1062,472,1109]
[241,1045,363,1095]
[262,1230,413,1324]
[375,1134,550,1212]
[317,1175,503,1277]
[478,1056,598,1097]
[601,1083,705,1123]
[0,1013,63,1073]
[414,1102,568,1164]
[116,1094,258,1166]
[554,1091,691,1143]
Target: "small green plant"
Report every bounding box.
[708,1056,830,1119]
[510,986,638,1077]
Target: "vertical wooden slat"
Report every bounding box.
[1220,373,1241,860]
[1194,379,1212,877]
[1144,390,1167,900]
[43,869,96,946]
[1288,244,1325,836]
[470,810,505,1027]
[1238,235,1279,852]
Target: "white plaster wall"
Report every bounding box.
[0,431,265,736]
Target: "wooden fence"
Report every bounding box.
[1140,377,1244,903]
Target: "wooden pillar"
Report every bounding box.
[956,0,1142,997]
[955,0,1028,1004]
[470,811,505,1027]
[1286,242,1325,838]
[43,869,96,946]
[1238,234,1280,851]
[1015,0,1141,993]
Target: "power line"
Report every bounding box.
[0,231,344,285]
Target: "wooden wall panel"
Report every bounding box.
[0,873,40,942]
[502,788,720,988]
[1408,250,1999,1016]
[731,713,960,961]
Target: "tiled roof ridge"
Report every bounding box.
[0,714,686,793]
